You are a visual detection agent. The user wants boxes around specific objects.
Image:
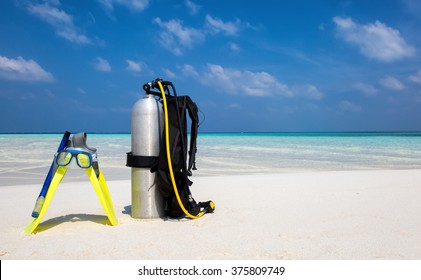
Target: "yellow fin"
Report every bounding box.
[24,166,68,234]
[85,167,118,226]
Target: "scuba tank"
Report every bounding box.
[127,94,165,219]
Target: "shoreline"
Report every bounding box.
[1,169,421,259]
[3,166,421,187]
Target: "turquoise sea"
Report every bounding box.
[1,132,421,185]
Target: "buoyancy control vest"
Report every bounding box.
[145,79,214,218]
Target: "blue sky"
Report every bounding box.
[1,0,421,132]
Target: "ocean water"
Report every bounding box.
[197,132,421,175]
[1,132,421,185]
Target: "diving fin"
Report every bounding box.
[31,131,71,218]
[25,166,68,234]
[85,166,118,226]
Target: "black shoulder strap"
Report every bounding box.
[154,94,199,179]
[185,96,199,172]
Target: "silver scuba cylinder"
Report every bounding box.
[130,94,164,219]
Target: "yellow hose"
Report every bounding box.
[157,81,204,219]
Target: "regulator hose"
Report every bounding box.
[157,81,204,219]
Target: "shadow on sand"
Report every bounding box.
[33,213,111,233]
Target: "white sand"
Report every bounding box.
[1,169,421,260]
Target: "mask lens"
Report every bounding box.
[56,151,72,166]
[76,153,91,168]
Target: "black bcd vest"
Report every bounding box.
[153,95,201,218]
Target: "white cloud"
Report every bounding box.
[26,2,92,44]
[185,0,200,15]
[153,14,250,55]
[333,16,415,62]
[340,100,362,112]
[229,42,240,51]
[125,60,141,72]
[305,85,324,100]
[162,68,176,79]
[379,76,405,90]
[0,55,54,82]
[179,64,325,100]
[153,17,204,55]
[292,84,325,100]
[334,16,354,29]
[126,60,152,75]
[353,82,378,96]
[93,57,111,72]
[200,64,293,97]
[205,15,241,36]
[98,0,149,11]
[409,69,421,84]
[179,64,199,77]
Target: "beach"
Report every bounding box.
[1,169,421,259]
[1,133,421,260]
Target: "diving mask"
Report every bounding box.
[55,148,96,169]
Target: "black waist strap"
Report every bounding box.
[126,152,158,168]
